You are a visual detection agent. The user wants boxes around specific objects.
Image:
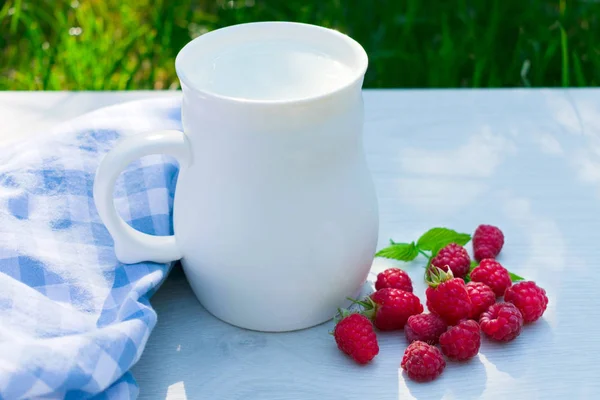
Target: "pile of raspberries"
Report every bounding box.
[333,224,548,382]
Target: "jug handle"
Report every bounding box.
[93,130,191,264]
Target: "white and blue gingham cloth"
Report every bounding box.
[0,97,183,399]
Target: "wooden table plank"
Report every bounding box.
[3,90,599,399]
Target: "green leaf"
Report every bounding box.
[464,261,479,283]
[375,242,419,261]
[416,227,471,251]
[509,272,525,282]
[429,242,445,259]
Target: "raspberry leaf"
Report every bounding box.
[375,242,419,261]
[429,243,444,259]
[416,228,471,251]
[463,261,479,283]
[509,272,524,282]
[423,243,442,269]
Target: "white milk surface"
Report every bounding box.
[185,39,354,101]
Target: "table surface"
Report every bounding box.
[2,89,599,400]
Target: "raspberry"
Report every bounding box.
[473,224,504,261]
[375,268,413,292]
[401,341,446,382]
[333,312,379,364]
[425,267,472,325]
[439,320,481,361]
[470,259,512,297]
[466,281,496,320]
[504,281,548,323]
[430,243,471,279]
[405,313,447,345]
[479,303,523,342]
[359,288,423,331]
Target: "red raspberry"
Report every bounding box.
[473,224,504,261]
[333,312,379,364]
[405,313,447,345]
[504,281,548,323]
[401,341,446,382]
[479,303,523,342]
[375,268,413,292]
[359,288,423,331]
[430,243,471,279]
[470,259,512,297]
[425,267,472,325]
[466,281,496,320]
[439,320,481,361]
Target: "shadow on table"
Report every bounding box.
[400,355,487,400]
[481,318,553,380]
[132,265,399,400]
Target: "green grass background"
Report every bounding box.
[1,0,598,90]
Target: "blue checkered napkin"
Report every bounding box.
[0,97,183,399]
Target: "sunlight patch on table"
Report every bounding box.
[166,381,187,400]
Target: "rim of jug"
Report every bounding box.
[175,21,369,106]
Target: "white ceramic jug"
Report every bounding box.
[94,22,379,331]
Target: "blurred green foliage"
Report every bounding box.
[1,0,599,90]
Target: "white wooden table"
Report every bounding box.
[2,90,600,399]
